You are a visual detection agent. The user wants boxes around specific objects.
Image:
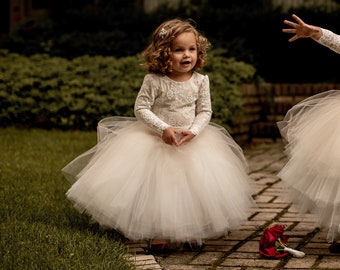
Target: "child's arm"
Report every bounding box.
[316,28,340,54]
[134,75,170,135]
[189,75,212,136]
[135,75,181,145]
[176,75,212,146]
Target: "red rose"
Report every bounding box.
[259,224,289,259]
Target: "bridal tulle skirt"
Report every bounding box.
[277,90,340,242]
[62,117,256,244]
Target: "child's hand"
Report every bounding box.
[177,130,195,146]
[282,14,322,42]
[162,127,181,146]
[161,128,195,146]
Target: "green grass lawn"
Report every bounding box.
[0,128,135,270]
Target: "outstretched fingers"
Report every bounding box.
[283,20,298,30]
[291,14,304,25]
[282,14,307,42]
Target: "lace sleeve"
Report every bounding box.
[134,75,170,135]
[189,75,212,135]
[316,28,340,54]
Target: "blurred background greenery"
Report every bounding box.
[1,0,340,130]
[1,0,340,83]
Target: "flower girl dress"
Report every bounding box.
[62,72,256,245]
[278,89,340,242]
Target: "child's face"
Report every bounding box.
[170,32,198,77]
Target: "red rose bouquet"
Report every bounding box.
[259,224,305,259]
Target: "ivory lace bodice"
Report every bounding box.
[318,28,340,54]
[134,72,212,135]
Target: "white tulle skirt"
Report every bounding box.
[62,117,256,244]
[277,90,340,242]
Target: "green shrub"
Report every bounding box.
[0,50,256,131]
[1,2,340,83]
[203,50,256,127]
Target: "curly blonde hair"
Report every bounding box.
[142,18,211,76]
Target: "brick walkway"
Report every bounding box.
[126,142,340,270]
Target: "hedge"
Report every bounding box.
[0,49,256,130]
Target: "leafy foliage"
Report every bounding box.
[203,50,256,127]
[0,50,256,130]
[1,1,339,82]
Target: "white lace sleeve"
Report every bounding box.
[189,75,212,135]
[134,75,170,135]
[316,28,340,54]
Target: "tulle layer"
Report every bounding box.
[63,117,256,243]
[277,90,340,242]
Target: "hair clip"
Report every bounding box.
[159,28,167,39]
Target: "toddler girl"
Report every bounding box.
[62,18,256,249]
